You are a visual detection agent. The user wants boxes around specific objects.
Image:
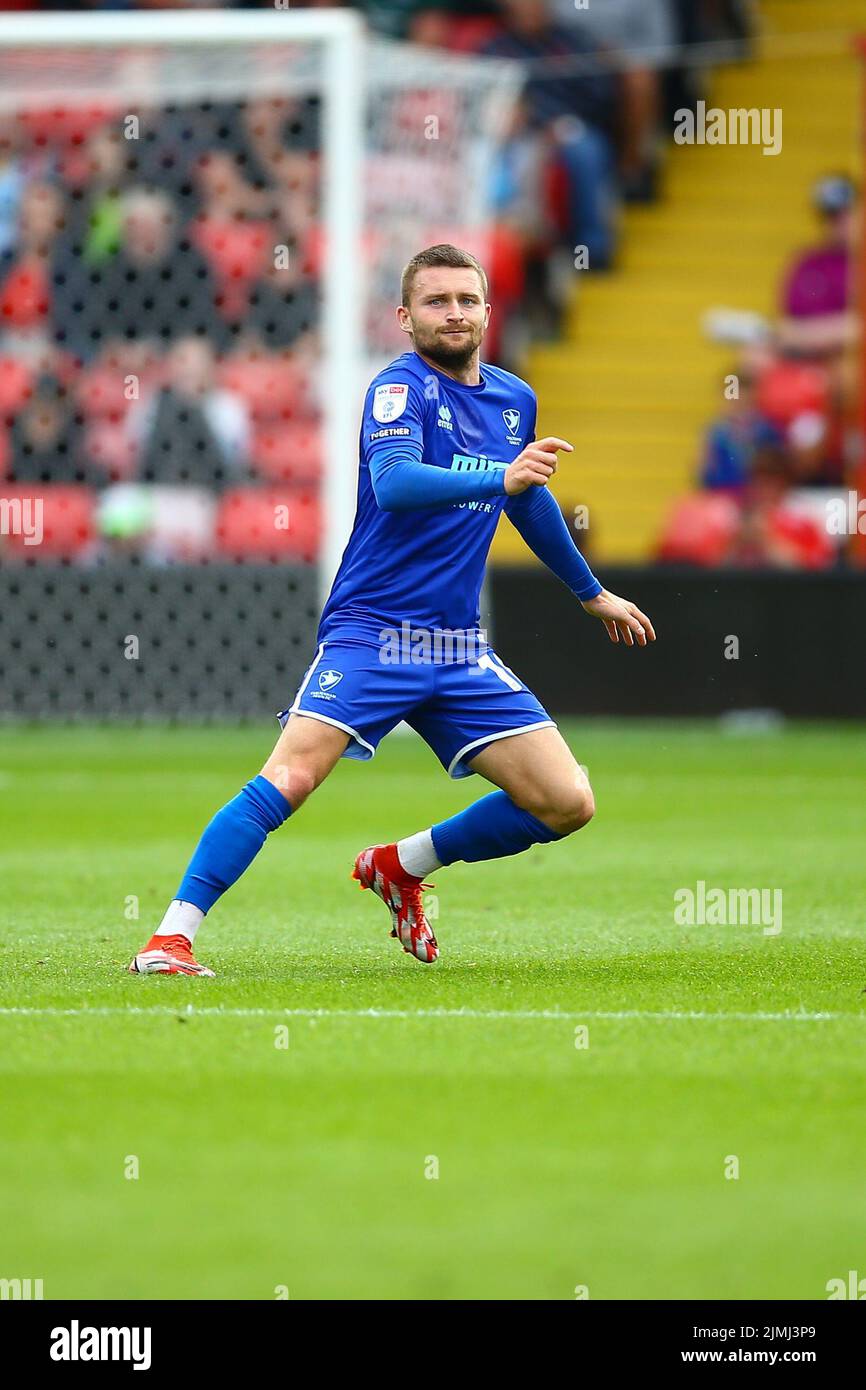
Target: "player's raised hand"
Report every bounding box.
[580,589,656,647]
[504,437,573,495]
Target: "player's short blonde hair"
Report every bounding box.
[401,244,488,308]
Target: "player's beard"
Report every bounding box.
[412,320,484,370]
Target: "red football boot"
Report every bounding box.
[351,843,439,963]
[128,933,215,978]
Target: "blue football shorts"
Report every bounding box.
[278,637,556,778]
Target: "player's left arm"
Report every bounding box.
[504,481,656,649]
[579,586,656,648]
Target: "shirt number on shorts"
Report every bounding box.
[477,652,522,692]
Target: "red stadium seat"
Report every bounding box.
[251,422,323,484]
[17,104,117,149]
[218,357,313,422]
[544,156,570,239]
[76,364,134,422]
[214,487,320,562]
[300,222,383,281]
[84,420,138,481]
[657,493,740,566]
[0,356,34,416]
[446,17,502,53]
[756,360,828,429]
[769,508,834,569]
[191,217,272,320]
[0,484,94,558]
[0,257,50,329]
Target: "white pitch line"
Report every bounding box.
[0,1006,859,1022]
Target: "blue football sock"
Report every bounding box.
[431,790,562,866]
[175,774,291,914]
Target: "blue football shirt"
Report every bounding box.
[318,350,536,643]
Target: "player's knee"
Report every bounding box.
[261,761,317,811]
[544,782,595,835]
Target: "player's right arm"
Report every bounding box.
[363,377,508,513]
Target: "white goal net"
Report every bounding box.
[0,10,519,718]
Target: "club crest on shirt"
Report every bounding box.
[502,408,521,443]
[373,382,409,423]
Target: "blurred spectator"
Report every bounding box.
[0,115,26,259]
[724,447,834,570]
[50,126,132,364]
[0,180,65,361]
[189,151,273,332]
[353,0,501,42]
[63,124,130,268]
[122,104,220,209]
[236,96,321,183]
[553,0,676,62]
[241,255,319,357]
[552,0,675,200]
[8,372,89,486]
[683,0,753,49]
[778,175,858,360]
[97,188,229,357]
[482,0,620,269]
[128,335,250,489]
[701,368,783,494]
[193,148,267,223]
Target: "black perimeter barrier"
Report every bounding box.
[0,562,863,721]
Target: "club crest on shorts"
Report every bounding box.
[373,382,408,423]
[502,408,521,443]
[318,669,343,692]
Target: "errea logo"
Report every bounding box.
[437,404,453,431]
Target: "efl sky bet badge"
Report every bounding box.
[373,382,408,423]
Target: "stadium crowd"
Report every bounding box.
[659,174,859,570]
[0,0,800,568]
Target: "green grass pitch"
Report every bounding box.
[1,720,864,1300]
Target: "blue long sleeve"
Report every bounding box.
[504,485,602,601]
[368,444,507,512]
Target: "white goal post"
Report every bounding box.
[0,10,519,610]
[0,8,364,601]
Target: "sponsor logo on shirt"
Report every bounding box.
[450,452,508,514]
[372,382,408,423]
[437,404,453,431]
[450,452,507,472]
[370,426,411,441]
